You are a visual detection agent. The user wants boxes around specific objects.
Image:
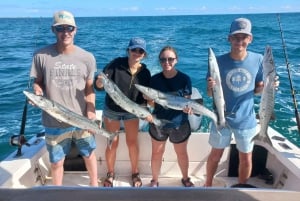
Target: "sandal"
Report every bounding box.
[103,172,114,187]
[132,173,142,187]
[150,179,159,187]
[181,177,194,187]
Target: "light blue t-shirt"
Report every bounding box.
[209,51,263,129]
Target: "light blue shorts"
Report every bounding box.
[45,127,96,163]
[103,106,138,121]
[208,124,257,153]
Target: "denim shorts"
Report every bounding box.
[149,121,191,144]
[45,127,96,163]
[103,106,138,121]
[208,123,257,153]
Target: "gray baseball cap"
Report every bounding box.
[229,18,252,36]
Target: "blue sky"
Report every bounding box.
[0,0,299,17]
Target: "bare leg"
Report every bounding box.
[238,151,252,184]
[204,148,224,187]
[83,150,98,186]
[51,158,65,185]
[151,138,166,184]
[123,119,140,174]
[103,117,120,186]
[173,140,189,180]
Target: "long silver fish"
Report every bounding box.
[100,72,165,127]
[23,91,118,145]
[208,48,226,128]
[134,84,218,125]
[253,45,276,146]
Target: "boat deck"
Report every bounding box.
[44,171,273,189]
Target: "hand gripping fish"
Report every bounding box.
[208,48,226,128]
[99,72,166,127]
[253,45,276,146]
[134,84,218,125]
[23,91,118,145]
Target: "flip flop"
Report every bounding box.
[103,172,114,187]
[181,177,194,187]
[132,173,142,187]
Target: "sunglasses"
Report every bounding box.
[159,57,176,63]
[230,34,250,41]
[130,48,145,54]
[54,25,75,33]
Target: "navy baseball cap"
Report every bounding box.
[128,37,146,52]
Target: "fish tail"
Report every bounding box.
[251,133,260,143]
[252,133,273,147]
[153,124,164,138]
[263,134,273,147]
[93,119,102,127]
[107,132,119,148]
[108,139,113,149]
[210,113,219,127]
[217,119,226,129]
[215,121,226,136]
[153,118,171,129]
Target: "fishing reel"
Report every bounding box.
[10,134,30,157]
[10,134,29,147]
[10,132,45,157]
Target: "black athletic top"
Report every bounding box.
[94,57,151,112]
[150,71,192,128]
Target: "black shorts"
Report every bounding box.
[149,121,191,144]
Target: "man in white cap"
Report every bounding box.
[204,18,265,187]
[30,10,98,186]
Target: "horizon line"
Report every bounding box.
[0,11,299,19]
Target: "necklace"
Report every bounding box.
[129,64,141,75]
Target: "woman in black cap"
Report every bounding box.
[94,37,150,187]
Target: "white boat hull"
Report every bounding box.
[1,112,300,200]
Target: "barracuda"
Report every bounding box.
[100,72,165,127]
[23,91,118,144]
[208,48,226,128]
[253,46,276,146]
[134,84,218,125]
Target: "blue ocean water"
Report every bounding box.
[0,13,300,161]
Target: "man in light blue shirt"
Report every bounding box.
[205,18,264,187]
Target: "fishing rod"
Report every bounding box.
[277,14,300,134]
[10,18,42,157]
[10,81,31,157]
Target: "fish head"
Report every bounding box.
[135,84,159,99]
[23,91,54,109]
[99,72,116,92]
[99,72,109,84]
[134,84,147,93]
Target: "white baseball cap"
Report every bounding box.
[52,10,76,27]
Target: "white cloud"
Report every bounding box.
[155,7,166,11]
[168,7,177,11]
[120,6,140,12]
[199,6,207,11]
[155,7,178,11]
[228,6,242,12]
[281,5,292,10]
[25,8,40,14]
